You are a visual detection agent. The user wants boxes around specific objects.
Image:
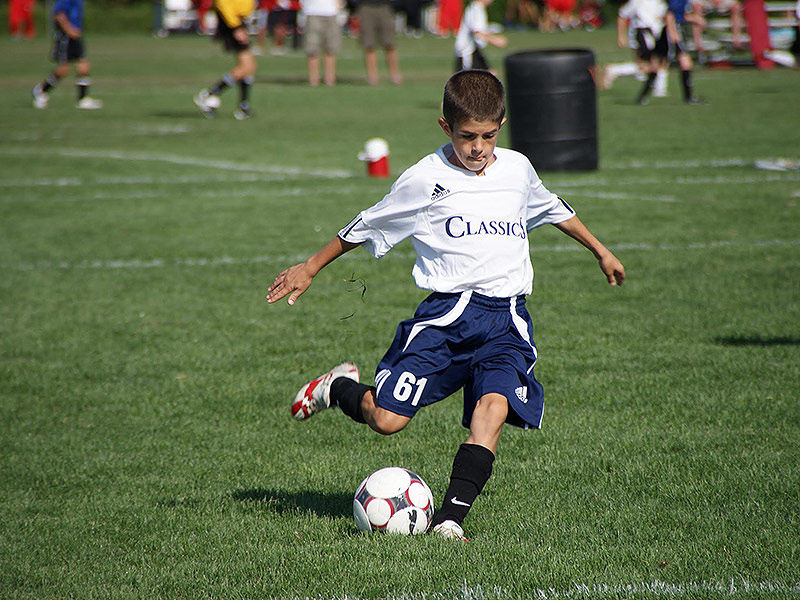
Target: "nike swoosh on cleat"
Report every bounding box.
[449,497,471,507]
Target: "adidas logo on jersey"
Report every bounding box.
[515,386,528,403]
[431,183,451,201]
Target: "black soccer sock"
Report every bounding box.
[238,76,253,106]
[210,73,235,96]
[637,72,657,103]
[39,73,59,94]
[76,77,90,100]
[431,443,495,528]
[680,69,693,101]
[329,377,371,424]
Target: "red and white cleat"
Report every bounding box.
[291,362,360,421]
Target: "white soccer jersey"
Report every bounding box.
[454,2,489,58]
[619,0,667,33]
[338,145,575,298]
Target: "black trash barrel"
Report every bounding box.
[504,48,598,171]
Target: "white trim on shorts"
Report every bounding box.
[403,290,473,352]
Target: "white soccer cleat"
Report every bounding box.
[432,520,468,542]
[233,104,251,120]
[291,362,360,421]
[32,87,49,109]
[77,96,103,109]
[194,89,220,118]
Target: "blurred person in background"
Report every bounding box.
[399,0,429,37]
[356,0,403,84]
[617,0,669,104]
[541,0,579,31]
[693,0,744,53]
[9,0,35,38]
[439,0,463,34]
[303,0,343,84]
[195,0,215,32]
[579,0,602,29]
[666,0,704,102]
[504,0,540,29]
[454,0,508,73]
[31,0,102,109]
[597,14,649,90]
[266,0,302,53]
[194,0,257,119]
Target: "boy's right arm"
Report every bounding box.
[55,12,81,38]
[267,236,361,306]
[475,31,508,48]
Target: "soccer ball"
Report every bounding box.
[353,467,434,535]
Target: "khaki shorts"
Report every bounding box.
[357,3,395,49]
[304,14,342,55]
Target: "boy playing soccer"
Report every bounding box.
[194,0,256,120]
[454,0,508,73]
[268,70,625,540]
[31,0,102,110]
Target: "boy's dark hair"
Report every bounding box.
[442,70,506,127]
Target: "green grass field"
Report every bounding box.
[1,24,799,599]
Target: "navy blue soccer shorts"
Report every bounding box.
[51,30,86,63]
[374,290,545,430]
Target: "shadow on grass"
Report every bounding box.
[231,487,352,519]
[714,335,800,347]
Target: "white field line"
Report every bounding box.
[3,238,798,273]
[5,124,191,142]
[0,147,354,179]
[568,190,678,203]
[85,186,364,201]
[0,174,289,188]
[3,171,797,193]
[549,172,800,188]
[291,579,800,599]
[601,157,793,169]
[0,185,364,201]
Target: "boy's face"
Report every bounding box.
[438,117,506,176]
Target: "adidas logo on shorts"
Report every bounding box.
[431,183,451,201]
[515,386,528,403]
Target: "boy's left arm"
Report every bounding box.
[554,216,626,286]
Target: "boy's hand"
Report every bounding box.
[268,263,314,305]
[266,236,360,306]
[233,26,249,44]
[599,252,625,287]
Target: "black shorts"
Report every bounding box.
[215,10,250,53]
[51,30,86,63]
[635,27,668,61]
[455,48,489,72]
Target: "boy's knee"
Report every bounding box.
[368,408,410,435]
[475,393,509,418]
